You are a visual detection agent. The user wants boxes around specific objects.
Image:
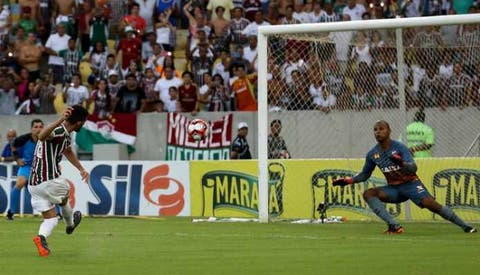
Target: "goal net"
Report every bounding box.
[257,15,480,223]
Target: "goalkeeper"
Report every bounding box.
[333,120,477,234]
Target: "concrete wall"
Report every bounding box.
[1,107,479,160]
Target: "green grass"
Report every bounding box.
[0,217,479,275]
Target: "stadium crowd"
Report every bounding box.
[0,0,479,116]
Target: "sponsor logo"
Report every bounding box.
[432,169,480,210]
[199,163,285,216]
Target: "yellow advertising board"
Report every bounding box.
[190,159,480,221]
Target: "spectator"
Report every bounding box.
[120,2,147,35]
[90,41,108,79]
[77,1,93,53]
[439,9,458,47]
[12,26,26,53]
[241,10,270,37]
[412,25,444,70]
[102,54,120,80]
[265,2,280,25]
[107,70,124,98]
[443,62,473,109]
[458,23,480,77]
[231,122,252,159]
[138,0,156,32]
[351,31,372,66]
[63,73,89,106]
[280,5,301,24]
[145,43,165,74]
[244,0,261,22]
[342,0,366,21]
[243,35,257,66]
[292,0,310,23]
[199,72,213,111]
[401,0,421,17]
[123,60,143,83]
[155,9,174,52]
[165,86,178,112]
[113,73,146,113]
[108,0,128,37]
[18,32,42,81]
[288,69,311,110]
[231,64,257,111]
[61,38,83,84]
[154,66,183,107]
[329,14,353,73]
[0,4,12,44]
[229,7,250,47]
[141,68,159,110]
[177,71,200,113]
[453,0,473,14]
[438,50,453,78]
[207,74,230,111]
[333,0,347,16]
[35,74,57,114]
[117,26,142,77]
[230,44,252,73]
[18,6,37,36]
[189,29,214,59]
[212,49,231,87]
[268,119,291,159]
[207,0,234,20]
[320,0,339,22]
[37,0,52,43]
[210,6,231,38]
[0,75,17,114]
[88,78,111,118]
[16,68,31,106]
[191,46,213,87]
[89,7,109,50]
[44,23,70,84]
[419,65,442,107]
[1,129,16,159]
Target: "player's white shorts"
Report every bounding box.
[28,178,70,213]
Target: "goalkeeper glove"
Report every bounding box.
[390,152,404,166]
[332,177,354,187]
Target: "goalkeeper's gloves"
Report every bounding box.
[332,177,354,187]
[390,152,404,166]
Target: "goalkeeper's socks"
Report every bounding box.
[366,197,399,226]
[438,206,470,231]
[9,187,21,214]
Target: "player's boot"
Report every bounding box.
[6,210,14,220]
[464,226,477,233]
[33,235,50,257]
[66,211,82,235]
[384,224,404,234]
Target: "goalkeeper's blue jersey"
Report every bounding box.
[358,140,418,185]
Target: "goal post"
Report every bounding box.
[257,14,480,223]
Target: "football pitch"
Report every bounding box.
[0,217,479,275]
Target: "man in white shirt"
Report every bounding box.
[342,0,366,21]
[63,73,89,106]
[44,23,70,84]
[243,35,257,64]
[292,0,310,23]
[153,66,183,109]
[308,1,325,23]
[241,10,270,37]
[207,0,235,20]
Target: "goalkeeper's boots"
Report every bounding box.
[384,224,404,234]
[464,226,477,233]
[33,235,50,257]
[66,211,82,235]
[6,210,14,220]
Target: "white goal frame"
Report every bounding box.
[257,14,480,223]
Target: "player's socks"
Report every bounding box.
[438,206,471,231]
[366,197,399,226]
[38,217,59,238]
[61,204,74,227]
[8,187,21,215]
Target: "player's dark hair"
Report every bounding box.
[31,119,43,127]
[414,108,425,123]
[67,105,88,124]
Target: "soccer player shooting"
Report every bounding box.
[29,105,90,257]
[333,120,477,234]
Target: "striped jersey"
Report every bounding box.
[29,124,71,185]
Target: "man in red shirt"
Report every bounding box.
[117,26,142,76]
[178,71,200,114]
[120,2,146,36]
